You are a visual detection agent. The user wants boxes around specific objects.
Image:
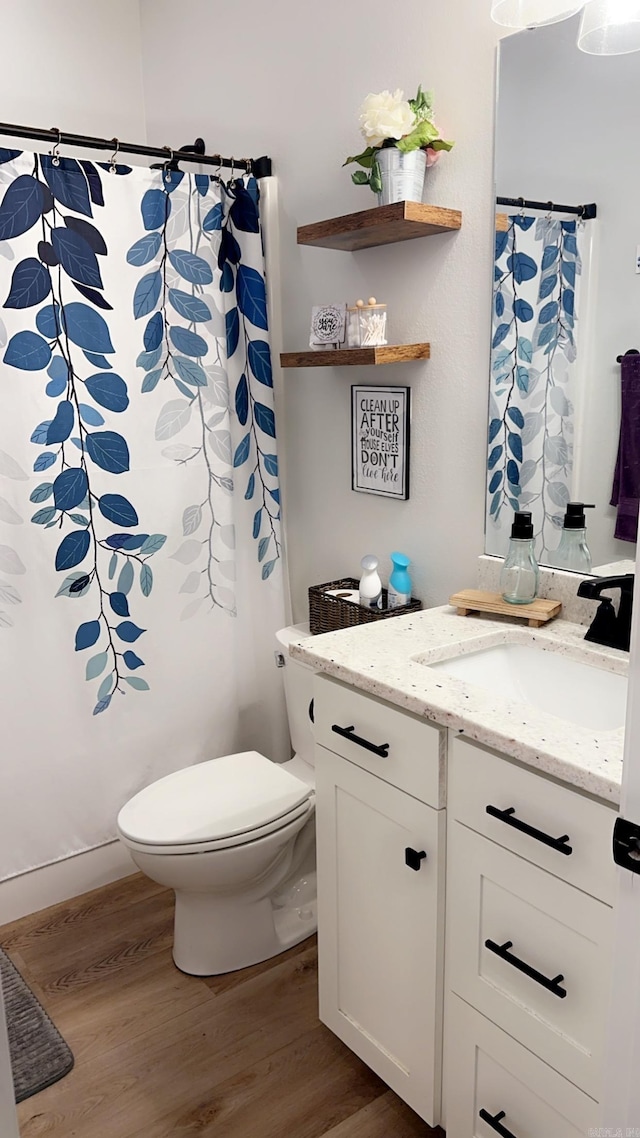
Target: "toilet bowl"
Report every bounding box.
[116,625,316,976]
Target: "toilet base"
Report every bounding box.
[172,884,317,976]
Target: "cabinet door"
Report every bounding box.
[315,744,445,1126]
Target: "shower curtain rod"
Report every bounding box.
[0,121,273,178]
[496,195,597,220]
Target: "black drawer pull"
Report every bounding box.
[485,938,567,999]
[486,805,572,856]
[405,848,427,871]
[331,724,390,758]
[479,1108,518,1138]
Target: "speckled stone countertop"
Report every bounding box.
[290,607,628,805]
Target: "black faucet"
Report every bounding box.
[577,574,635,651]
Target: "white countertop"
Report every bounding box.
[291,607,628,805]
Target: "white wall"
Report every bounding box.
[496,15,640,569]
[0,0,146,140]
[139,0,501,618]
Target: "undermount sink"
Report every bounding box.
[427,642,627,732]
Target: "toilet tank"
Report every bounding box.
[275,624,316,767]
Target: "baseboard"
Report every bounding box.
[0,842,136,925]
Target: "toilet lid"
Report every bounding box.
[117,751,313,846]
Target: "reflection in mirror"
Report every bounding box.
[486,15,640,574]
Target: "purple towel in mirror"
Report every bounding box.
[611,353,640,542]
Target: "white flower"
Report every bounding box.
[358,89,416,147]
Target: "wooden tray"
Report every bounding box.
[449,589,562,629]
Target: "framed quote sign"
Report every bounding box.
[351,385,411,500]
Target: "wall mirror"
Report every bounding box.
[486,15,640,574]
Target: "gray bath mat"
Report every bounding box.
[0,948,74,1102]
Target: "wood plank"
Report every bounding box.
[297,201,462,251]
[496,212,510,232]
[321,1090,443,1137]
[280,343,431,369]
[449,588,562,627]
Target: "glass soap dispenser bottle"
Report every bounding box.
[553,502,595,573]
[500,511,539,605]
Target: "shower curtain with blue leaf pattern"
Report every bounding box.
[0,150,287,881]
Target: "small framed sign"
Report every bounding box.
[351,384,411,500]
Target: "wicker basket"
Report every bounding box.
[309,577,422,635]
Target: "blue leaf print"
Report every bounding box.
[45,373,66,396]
[506,459,520,486]
[116,621,145,643]
[105,532,148,551]
[30,482,53,503]
[517,338,533,363]
[245,473,255,500]
[133,271,162,319]
[495,230,509,260]
[32,506,57,524]
[253,509,262,539]
[516,366,529,393]
[235,376,249,426]
[173,357,207,387]
[75,620,101,650]
[34,452,57,472]
[72,282,112,311]
[143,311,164,351]
[0,148,23,164]
[4,330,51,371]
[85,431,130,474]
[507,252,537,284]
[109,592,130,617]
[64,216,107,255]
[507,407,525,429]
[262,560,276,581]
[233,433,251,467]
[237,265,268,330]
[141,369,162,393]
[492,323,510,350]
[168,289,211,323]
[488,445,503,470]
[264,454,278,477]
[124,676,150,691]
[140,534,166,555]
[162,170,184,194]
[538,274,557,301]
[230,185,260,234]
[495,292,504,318]
[55,529,91,571]
[79,160,104,207]
[489,470,503,494]
[508,432,523,462]
[78,403,104,427]
[118,560,134,595]
[168,249,213,285]
[41,156,92,216]
[84,351,112,370]
[561,260,576,288]
[514,299,533,323]
[31,421,52,444]
[564,233,578,255]
[513,215,534,231]
[254,402,276,438]
[99,494,139,527]
[85,373,129,412]
[248,340,273,387]
[219,228,242,268]
[47,355,68,382]
[140,564,153,597]
[0,175,43,239]
[53,468,88,510]
[123,651,145,670]
[47,400,74,444]
[127,232,162,266]
[539,301,559,325]
[93,696,112,716]
[64,302,114,353]
[141,188,170,231]
[563,290,574,316]
[202,202,223,231]
[169,326,208,358]
[541,245,559,271]
[195,174,210,196]
[138,346,162,371]
[488,418,501,443]
[258,536,270,562]
[51,228,102,289]
[226,308,239,357]
[4,258,51,309]
[221,263,234,293]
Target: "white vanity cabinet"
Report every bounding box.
[445,734,617,1136]
[313,674,446,1126]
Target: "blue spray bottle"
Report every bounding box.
[388,552,412,609]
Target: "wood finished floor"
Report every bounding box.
[0,874,443,1137]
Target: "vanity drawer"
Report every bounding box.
[314,674,443,807]
[447,822,612,1098]
[449,735,617,905]
[445,995,598,1137]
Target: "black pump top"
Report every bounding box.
[510,511,534,540]
[563,502,595,529]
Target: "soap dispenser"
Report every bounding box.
[553,502,595,573]
[359,555,383,609]
[500,511,539,605]
[388,552,412,609]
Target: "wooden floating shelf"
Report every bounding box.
[449,589,562,629]
[297,201,462,252]
[280,343,431,369]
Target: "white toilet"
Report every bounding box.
[116,624,316,976]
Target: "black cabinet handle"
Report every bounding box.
[405,848,427,871]
[331,724,390,758]
[485,938,567,999]
[479,1108,518,1138]
[486,805,572,856]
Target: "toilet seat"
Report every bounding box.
[116,750,314,855]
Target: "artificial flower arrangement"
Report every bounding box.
[344,86,454,194]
